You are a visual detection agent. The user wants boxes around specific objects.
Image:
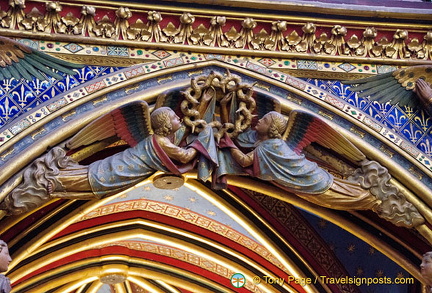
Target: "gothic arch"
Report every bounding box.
[1,59,431,292]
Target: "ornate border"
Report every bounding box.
[79,199,287,274]
[0,0,431,64]
[1,53,430,176]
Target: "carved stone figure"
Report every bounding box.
[0,103,209,215]
[223,111,381,210]
[220,110,424,227]
[421,252,432,292]
[0,72,424,229]
[0,240,11,293]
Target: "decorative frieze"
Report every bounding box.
[0,0,430,62]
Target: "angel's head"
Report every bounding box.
[256,111,287,139]
[0,240,11,273]
[151,107,181,136]
[421,252,432,283]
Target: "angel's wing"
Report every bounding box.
[66,101,153,150]
[254,91,281,119]
[342,65,432,108]
[0,36,83,81]
[154,88,185,116]
[283,110,365,162]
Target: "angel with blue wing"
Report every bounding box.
[1,101,213,215]
[221,110,383,212]
[0,36,83,81]
[343,65,432,117]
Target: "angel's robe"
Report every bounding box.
[234,130,381,211]
[0,274,11,293]
[87,126,214,197]
[88,135,188,196]
[236,130,333,194]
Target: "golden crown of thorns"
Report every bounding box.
[181,71,256,140]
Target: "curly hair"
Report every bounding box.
[266,111,287,139]
[0,240,6,253]
[424,251,432,261]
[151,107,173,136]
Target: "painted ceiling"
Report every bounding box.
[0,0,431,293]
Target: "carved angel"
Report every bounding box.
[0,36,83,80]
[343,65,432,116]
[0,101,207,215]
[218,109,424,227]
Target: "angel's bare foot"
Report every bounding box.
[47,182,54,195]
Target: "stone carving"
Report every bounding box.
[348,160,424,227]
[0,240,11,293]
[0,1,430,60]
[1,103,206,215]
[421,252,432,292]
[0,73,424,229]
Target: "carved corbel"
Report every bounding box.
[348,160,424,228]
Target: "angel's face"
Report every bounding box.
[0,242,11,272]
[255,114,272,135]
[421,253,432,281]
[169,111,182,133]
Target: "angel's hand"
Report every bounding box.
[218,133,237,149]
[202,87,215,103]
[415,79,432,105]
[220,92,234,106]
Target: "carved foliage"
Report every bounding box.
[0,1,431,60]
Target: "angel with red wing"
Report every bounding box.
[1,101,207,215]
[219,107,424,227]
[222,109,383,211]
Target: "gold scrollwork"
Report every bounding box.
[379,144,395,158]
[0,148,14,161]
[350,126,366,138]
[61,111,77,122]
[31,128,45,140]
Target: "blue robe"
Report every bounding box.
[236,130,333,195]
[0,275,11,293]
[88,135,183,197]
